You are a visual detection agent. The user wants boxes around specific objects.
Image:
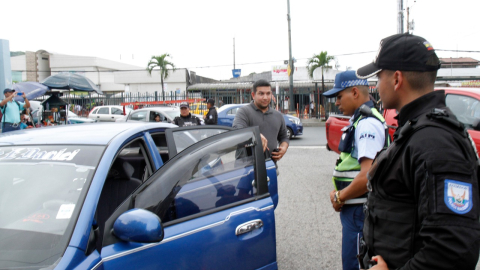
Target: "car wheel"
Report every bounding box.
[287,127,293,140]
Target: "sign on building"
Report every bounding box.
[272,65,288,81]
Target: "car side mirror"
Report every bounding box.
[113,208,164,243]
[472,119,480,131]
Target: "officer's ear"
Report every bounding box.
[351,87,360,99]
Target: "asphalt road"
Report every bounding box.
[274,126,480,269]
[275,126,343,269]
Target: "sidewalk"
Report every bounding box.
[301,118,325,127]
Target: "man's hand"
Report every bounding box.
[203,114,206,119]
[272,144,287,162]
[329,190,342,212]
[260,133,268,153]
[367,255,388,270]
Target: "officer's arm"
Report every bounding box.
[336,157,372,202]
[204,112,214,125]
[398,132,480,270]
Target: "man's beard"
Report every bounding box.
[255,101,269,110]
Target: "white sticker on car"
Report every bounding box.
[56,204,75,219]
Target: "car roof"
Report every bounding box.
[0,122,175,146]
[133,107,179,112]
[436,87,480,96]
[217,103,249,112]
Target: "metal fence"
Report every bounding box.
[32,87,380,119]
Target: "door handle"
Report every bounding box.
[235,219,263,236]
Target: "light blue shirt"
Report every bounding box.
[351,117,385,162]
[1,100,24,123]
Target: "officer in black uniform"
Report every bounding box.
[204,98,218,125]
[174,102,201,127]
[356,33,480,270]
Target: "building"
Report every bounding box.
[11,50,217,96]
[439,57,480,69]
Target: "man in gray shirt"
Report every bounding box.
[233,79,289,162]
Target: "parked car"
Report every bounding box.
[117,106,205,125]
[88,106,132,122]
[326,87,480,153]
[67,111,97,124]
[0,123,278,269]
[190,102,207,115]
[217,103,303,139]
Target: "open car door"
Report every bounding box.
[99,127,277,270]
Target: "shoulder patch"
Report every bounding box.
[444,179,472,214]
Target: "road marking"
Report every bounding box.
[288,146,326,149]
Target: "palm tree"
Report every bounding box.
[147,54,176,100]
[307,51,334,119]
[307,51,334,93]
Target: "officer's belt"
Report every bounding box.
[333,170,359,178]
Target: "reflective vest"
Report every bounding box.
[332,108,387,201]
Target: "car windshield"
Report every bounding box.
[164,110,180,120]
[0,145,104,269]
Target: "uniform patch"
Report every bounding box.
[444,179,472,214]
[359,131,375,140]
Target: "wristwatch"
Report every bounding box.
[334,191,344,204]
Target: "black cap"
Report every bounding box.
[356,33,441,79]
[207,98,215,105]
[3,88,14,94]
[180,102,189,108]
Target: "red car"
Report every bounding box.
[326,87,480,154]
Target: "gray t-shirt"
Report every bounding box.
[233,102,289,154]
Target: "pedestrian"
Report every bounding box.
[233,79,289,163]
[356,33,480,270]
[174,102,202,127]
[310,100,314,117]
[218,99,224,107]
[0,88,30,133]
[204,98,218,125]
[322,70,388,270]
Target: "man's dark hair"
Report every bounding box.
[253,79,271,93]
[403,54,439,90]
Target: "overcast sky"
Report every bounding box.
[2,0,479,80]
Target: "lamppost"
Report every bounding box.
[287,0,294,112]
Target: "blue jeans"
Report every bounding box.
[2,122,21,133]
[340,204,365,270]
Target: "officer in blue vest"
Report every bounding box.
[323,70,387,270]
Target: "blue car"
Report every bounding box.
[0,123,278,270]
[217,103,303,139]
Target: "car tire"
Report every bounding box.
[287,127,293,140]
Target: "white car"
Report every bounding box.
[117,106,205,125]
[88,106,132,122]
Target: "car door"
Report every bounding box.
[98,127,277,270]
[95,107,110,122]
[110,107,124,122]
[219,107,239,127]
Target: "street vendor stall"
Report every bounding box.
[41,94,68,125]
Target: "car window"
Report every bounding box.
[171,129,228,154]
[446,94,480,127]
[97,107,109,114]
[111,107,123,115]
[134,130,258,223]
[96,138,152,249]
[227,108,238,115]
[150,132,169,163]
[0,145,104,268]
[129,111,148,121]
[91,108,99,114]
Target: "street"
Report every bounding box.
[275,127,480,269]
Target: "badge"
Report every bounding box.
[444,179,472,214]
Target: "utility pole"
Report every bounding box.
[287,0,294,112]
[397,0,404,33]
[406,6,410,34]
[233,37,235,70]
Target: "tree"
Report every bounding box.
[147,54,176,100]
[307,51,335,118]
